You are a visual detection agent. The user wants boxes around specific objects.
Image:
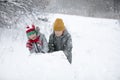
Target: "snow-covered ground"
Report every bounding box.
[0,13,120,80]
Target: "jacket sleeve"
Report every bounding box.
[41,34,49,53]
[63,34,73,64]
[64,34,73,56]
[48,34,55,52]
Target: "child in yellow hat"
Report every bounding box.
[26,24,48,53]
[48,18,73,64]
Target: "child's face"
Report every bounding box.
[28,32,37,40]
[28,34,37,40]
[55,31,63,37]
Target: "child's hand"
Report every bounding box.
[37,40,43,45]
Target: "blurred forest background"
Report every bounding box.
[0,0,120,28]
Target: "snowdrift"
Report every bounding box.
[0,13,120,80]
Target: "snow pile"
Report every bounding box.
[0,13,120,80]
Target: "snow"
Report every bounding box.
[0,13,120,80]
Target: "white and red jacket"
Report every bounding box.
[26,32,48,53]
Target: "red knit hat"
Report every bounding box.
[26,24,35,33]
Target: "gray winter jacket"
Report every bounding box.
[48,30,72,63]
[27,32,49,53]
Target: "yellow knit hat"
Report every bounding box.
[53,18,65,31]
